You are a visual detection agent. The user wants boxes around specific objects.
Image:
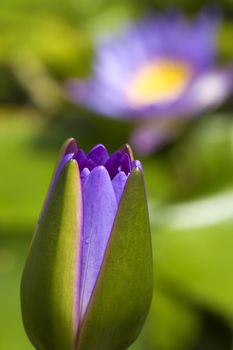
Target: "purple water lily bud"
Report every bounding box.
[21,138,153,350]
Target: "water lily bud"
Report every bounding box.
[21,139,153,350]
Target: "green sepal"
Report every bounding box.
[39,138,78,221]
[21,159,82,350]
[77,167,153,350]
[119,143,134,161]
[50,137,78,185]
[57,137,78,161]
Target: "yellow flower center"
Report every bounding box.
[126,59,192,107]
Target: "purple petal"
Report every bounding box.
[81,168,90,187]
[74,149,87,170]
[80,166,117,317]
[185,68,233,113]
[119,153,132,175]
[132,160,143,172]
[74,149,95,171]
[87,144,110,165]
[105,151,123,178]
[85,159,96,171]
[130,122,176,155]
[112,171,128,204]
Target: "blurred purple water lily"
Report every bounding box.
[21,138,153,350]
[66,12,233,154]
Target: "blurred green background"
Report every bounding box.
[0,0,233,349]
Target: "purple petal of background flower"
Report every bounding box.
[65,11,230,121]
